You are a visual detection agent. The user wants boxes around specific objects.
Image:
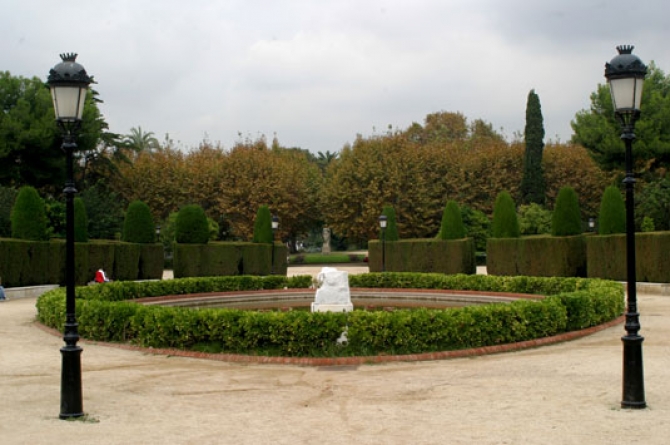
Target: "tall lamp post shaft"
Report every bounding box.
[60,135,83,418]
[621,128,645,408]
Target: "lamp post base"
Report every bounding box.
[59,345,84,419]
[621,334,646,409]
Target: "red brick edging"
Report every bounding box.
[35,316,624,367]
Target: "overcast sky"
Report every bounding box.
[3,1,670,153]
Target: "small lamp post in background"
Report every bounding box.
[271,215,279,274]
[155,225,161,242]
[588,217,596,233]
[605,44,647,409]
[47,53,92,419]
[378,214,387,272]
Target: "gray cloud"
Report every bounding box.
[3,0,669,152]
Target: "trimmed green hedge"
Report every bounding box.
[173,241,288,278]
[36,273,623,358]
[586,232,670,282]
[368,238,475,274]
[487,235,586,277]
[0,239,164,287]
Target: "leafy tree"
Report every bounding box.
[316,150,339,171]
[74,197,89,242]
[0,71,107,191]
[11,186,48,240]
[491,191,520,238]
[518,203,552,235]
[520,89,546,205]
[79,182,125,239]
[598,186,626,235]
[123,126,161,155]
[572,62,670,173]
[252,205,273,244]
[123,200,155,243]
[381,205,399,241]
[0,186,17,237]
[438,200,466,240]
[44,196,65,239]
[551,187,582,236]
[175,205,209,244]
[636,176,670,230]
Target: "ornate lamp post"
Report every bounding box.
[271,215,279,274]
[47,53,92,419]
[605,45,647,409]
[378,215,387,272]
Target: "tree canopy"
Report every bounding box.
[571,62,670,174]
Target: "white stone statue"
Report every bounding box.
[311,267,353,312]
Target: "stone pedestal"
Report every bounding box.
[311,267,353,313]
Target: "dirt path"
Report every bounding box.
[1,292,669,444]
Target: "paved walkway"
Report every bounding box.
[1,280,670,444]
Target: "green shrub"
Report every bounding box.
[175,205,209,244]
[252,205,273,243]
[552,186,582,236]
[641,217,655,232]
[74,197,89,242]
[598,186,625,235]
[381,205,399,241]
[518,203,552,235]
[35,274,623,358]
[636,176,670,231]
[438,200,466,240]
[461,205,490,252]
[11,186,48,241]
[123,200,156,243]
[491,191,520,238]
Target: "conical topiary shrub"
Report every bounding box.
[598,186,625,235]
[438,200,466,240]
[123,200,156,243]
[10,186,48,241]
[252,205,273,243]
[381,205,399,241]
[175,204,209,244]
[74,197,89,242]
[551,186,582,236]
[491,191,520,238]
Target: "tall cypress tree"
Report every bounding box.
[520,89,546,205]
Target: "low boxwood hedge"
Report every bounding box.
[36,273,624,358]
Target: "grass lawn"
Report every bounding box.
[288,252,367,265]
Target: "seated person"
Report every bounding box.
[94,269,111,283]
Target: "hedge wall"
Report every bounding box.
[35,273,624,358]
[173,241,288,278]
[368,238,476,274]
[0,239,164,287]
[586,232,670,282]
[487,235,586,278]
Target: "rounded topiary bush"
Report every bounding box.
[175,205,209,244]
[598,186,625,235]
[11,186,48,241]
[74,197,89,242]
[252,205,273,243]
[552,186,582,236]
[123,200,156,243]
[438,200,466,240]
[381,205,399,241]
[491,191,520,238]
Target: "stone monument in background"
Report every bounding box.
[321,227,331,254]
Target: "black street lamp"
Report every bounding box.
[605,45,647,409]
[47,53,92,419]
[588,217,596,233]
[378,214,387,272]
[271,215,279,275]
